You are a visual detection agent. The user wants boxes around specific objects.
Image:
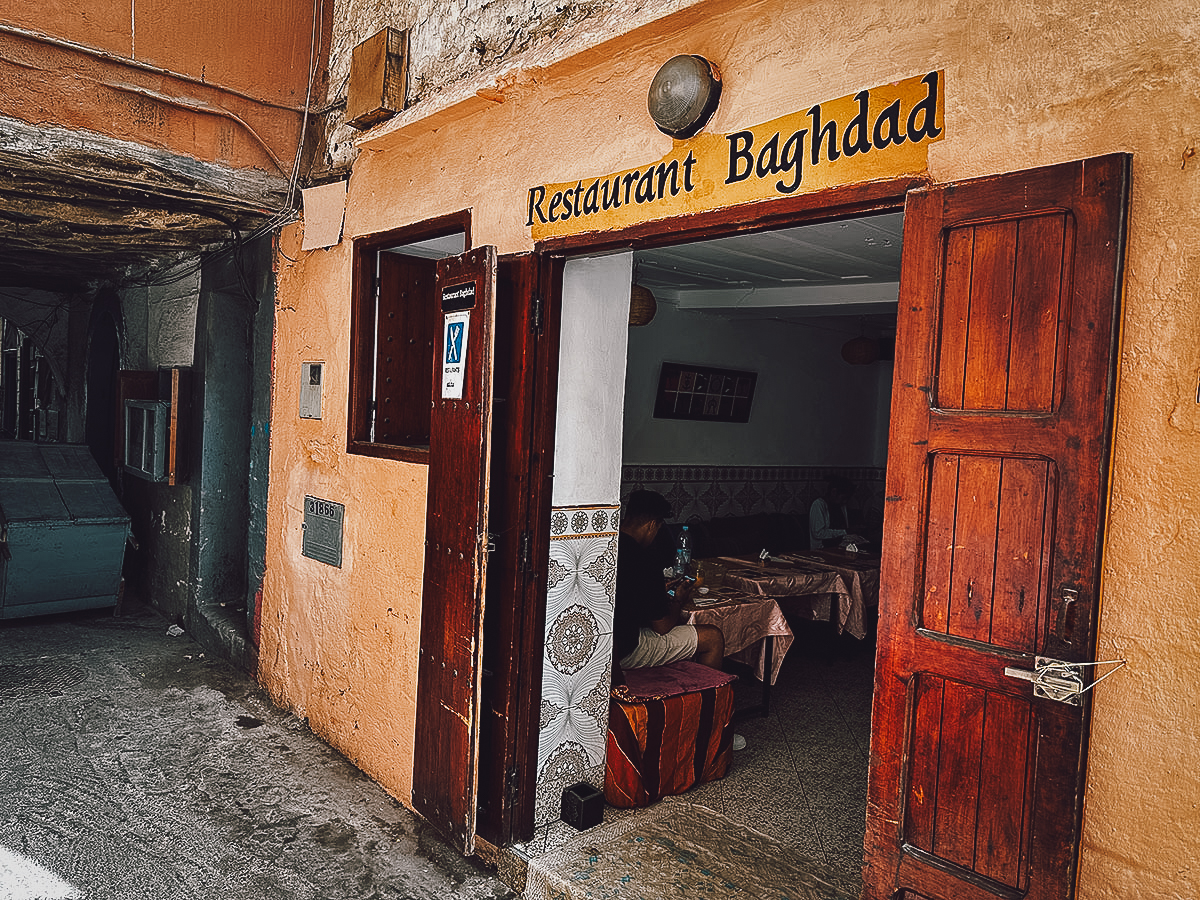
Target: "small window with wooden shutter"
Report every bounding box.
[347,214,469,463]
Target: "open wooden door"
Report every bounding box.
[412,246,498,854]
[476,253,558,847]
[864,155,1129,900]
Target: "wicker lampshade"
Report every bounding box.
[841,335,880,365]
[629,284,657,326]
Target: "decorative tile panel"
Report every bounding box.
[545,509,619,630]
[540,634,612,768]
[622,464,886,526]
[534,504,620,831]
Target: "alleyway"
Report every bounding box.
[0,604,515,900]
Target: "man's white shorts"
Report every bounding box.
[618,625,698,669]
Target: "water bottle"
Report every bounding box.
[674,526,692,576]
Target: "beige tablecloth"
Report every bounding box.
[707,553,878,640]
[795,549,881,610]
[686,588,793,684]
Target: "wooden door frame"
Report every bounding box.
[509,175,920,842]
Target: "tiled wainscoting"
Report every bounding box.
[620,464,886,526]
[528,504,621,851]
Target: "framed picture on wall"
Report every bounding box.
[653,362,757,423]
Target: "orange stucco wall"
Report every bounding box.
[262,0,1200,893]
[3,1,133,56]
[4,1,314,102]
[0,2,318,171]
[259,223,430,798]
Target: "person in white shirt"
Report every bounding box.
[809,477,863,549]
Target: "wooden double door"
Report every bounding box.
[406,155,1129,900]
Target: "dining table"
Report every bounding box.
[684,585,794,719]
[685,586,794,685]
[701,550,881,640]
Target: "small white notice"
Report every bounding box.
[299,361,323,419]
[441,310,471,399]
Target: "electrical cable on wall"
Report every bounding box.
[119,0,327,297]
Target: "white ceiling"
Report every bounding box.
[633,210,904,325]
[380,212,904,331]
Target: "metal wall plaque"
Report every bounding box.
[302,495,344,567]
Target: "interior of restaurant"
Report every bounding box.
[617,211,903,888]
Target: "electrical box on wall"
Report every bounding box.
[346,27,409,129]
[300,362,323,419]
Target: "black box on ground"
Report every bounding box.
[561,782,604,830]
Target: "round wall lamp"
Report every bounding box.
[647,55,722,139]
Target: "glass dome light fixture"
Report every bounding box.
[647,55,722,139]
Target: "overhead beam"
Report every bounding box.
[0,117,291,288]
[667,281,900,310]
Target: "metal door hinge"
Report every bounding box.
[518,530,532,573]
[530,291,544,336]
[1003,656,1127,706]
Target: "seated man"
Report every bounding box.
[809,476,867,550]
[614,490,725,670]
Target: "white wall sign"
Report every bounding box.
[441,310,471,399]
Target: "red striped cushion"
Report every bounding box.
[605,680,735,808]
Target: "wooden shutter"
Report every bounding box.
[864,155,1129,900]
[412,246,497,854]
[375,252,436,445]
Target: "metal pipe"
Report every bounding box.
[105,82,289,175]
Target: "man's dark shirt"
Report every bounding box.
[614,532,672,660]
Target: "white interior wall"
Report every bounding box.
[622,302,893,467]
[551,252,634,507]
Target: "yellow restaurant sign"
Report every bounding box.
[527,71,944,240]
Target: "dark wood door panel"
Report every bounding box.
[865,154,1129,900]
[936,212,1072,414]
[375,253,437,444]
[413,246,498,854]
[896,853,1028,900]
[919,452,1054,653]
[902,674,1034,892]
[476,253,553,847]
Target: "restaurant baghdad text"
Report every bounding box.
[527,71,941,228]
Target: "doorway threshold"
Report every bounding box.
[514,795,856,899]
[491,624,873,898]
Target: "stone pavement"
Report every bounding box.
[0,604,516,900]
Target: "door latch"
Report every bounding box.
[1003,656,1127,706]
